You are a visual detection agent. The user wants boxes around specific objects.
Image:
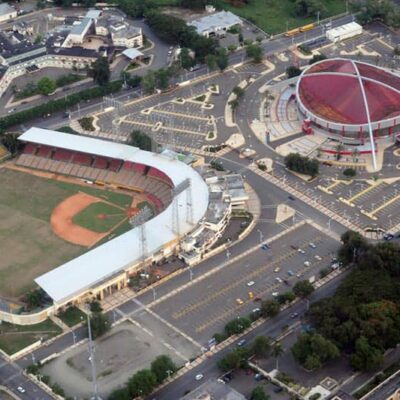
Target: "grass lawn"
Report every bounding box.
[0,168,133,298]
[0,319,62,355]
[72,202,127,233]
[57,306,86,327]
[221,0,346,34]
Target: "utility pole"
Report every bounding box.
[87,312,99,400]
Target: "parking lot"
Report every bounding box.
[151,222,339,344]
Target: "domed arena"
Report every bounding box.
[296,58,400,145]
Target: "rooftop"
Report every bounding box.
[19,128,209,305]
[180,379,246,400]
[188,11,242,34]
[297,58,400,126]
[0,3,16,17]
[110,23,141,39]
[69,17,93,36]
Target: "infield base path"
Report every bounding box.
[51,192,108,247]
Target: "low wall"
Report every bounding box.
[0,305,55,326]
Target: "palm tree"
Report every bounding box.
[271,341,284,370]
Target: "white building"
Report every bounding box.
[188,11,242,38]
[110,23,143,48]
[0,3,17,23]
[62,17,94,47]
[326,22,362,43]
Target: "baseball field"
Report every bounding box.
[0,168,138,299]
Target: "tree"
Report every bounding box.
[309,54,327,65]
[142,71,156,94]
[277,291,296,305]
[343,168,356,178]
[284,153,319,177]
[25,289,45,310]
[216,48,228,71]
[217,347,250,371]
[261,299,280,318]
[129,130,152,151]
[251,386,270,400]
[155,68,171,91]
[90,57,110,86]
[108,388,130,400]
[37,77,56,96]
[246,44,263,63]
[232,86,245,98]
[350,336,383,371]
[292,333,340,370]
[179,47,195,70]
[293,280,314,298]
[286,65,302,78]
[224,317,251,336]
[128,369,157,397]
[251,336,271,358]
[338,230,369,265]
[1,133,23,155]
[271,341,283,370]
[206,54,217,70]
[151,355,177,384]
[88,312,110,339]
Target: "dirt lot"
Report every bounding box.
[41,321,183,398]
[0,168,133,298]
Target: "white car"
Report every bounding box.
[304,261,311,267]
[195,374,204,381]
[275,277,283,283]
[17,387,25,393]
[247,281,255,287]
[252,307,261,313]
[315,255,322,261]
[298,248,306,254]
[272,292,279,297]
[309,242,316,249]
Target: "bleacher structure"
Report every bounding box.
[16,144,173,212]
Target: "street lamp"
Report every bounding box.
[226,249,231,262]
[257,229,263,244]
[151,287,157,302]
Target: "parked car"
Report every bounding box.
[195,374,204,381]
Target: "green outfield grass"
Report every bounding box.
[0,319,62,355]
[72,202,127,233]
[221,0,346,34]
[0,168,133,298]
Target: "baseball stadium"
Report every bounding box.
[296,58,400,169]
[0,127,209,311]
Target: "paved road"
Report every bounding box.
[151,270,348,400]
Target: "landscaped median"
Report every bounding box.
[0,319,62,357]
[0,80,123,133]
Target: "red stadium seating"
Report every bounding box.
[147,194,163,211]
[72,152,93,166]
[23,143,37,155]
[133,163,146,174]
[53,149,73,162]
[36,145,52,158]
[93,157,109,169]
[123,161,135,170]
[148,167,173,186]
[109,159,122,172]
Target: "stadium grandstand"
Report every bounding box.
[17,128,209,307]
[296,58,400,170]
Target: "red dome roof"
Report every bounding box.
[297,59,400,125]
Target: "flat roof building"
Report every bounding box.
[0,3,17,23]
[188,11,242,38]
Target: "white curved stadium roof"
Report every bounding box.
[19,128,209,305]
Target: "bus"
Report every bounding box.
[285,28,301,37]
[300,23,315,32]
